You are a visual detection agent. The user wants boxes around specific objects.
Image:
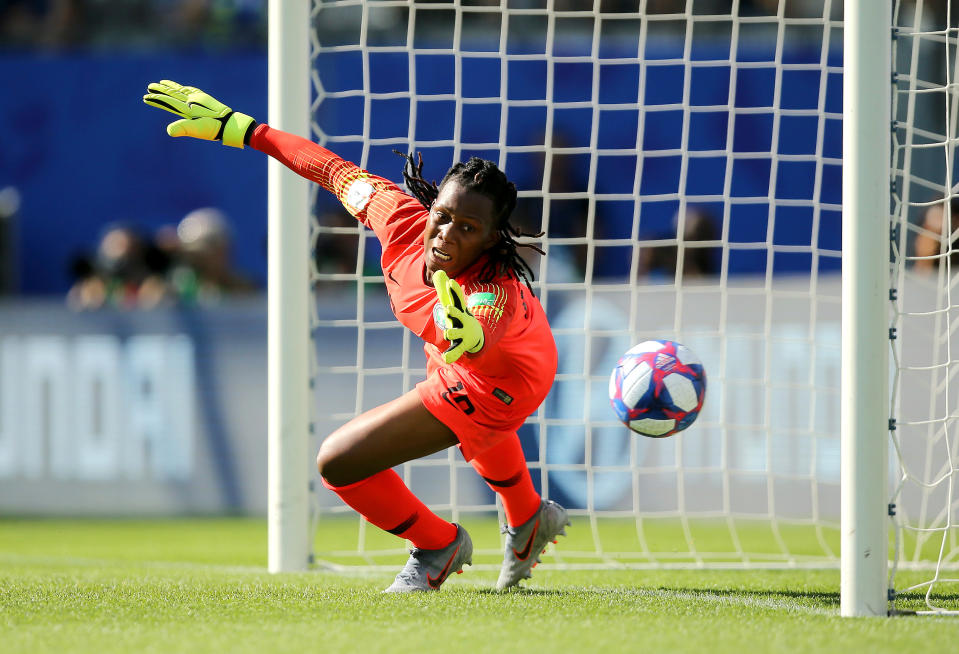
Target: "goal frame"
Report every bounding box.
[267,0,312,574]
[840,0,890,618]
[269,0,895,618]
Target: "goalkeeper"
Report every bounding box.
[143,81,568,592]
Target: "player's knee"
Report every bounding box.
[316,436,354,487]
[315,446,325,476]
[315,439,336,480]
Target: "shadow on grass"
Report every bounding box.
[889,588,959,613]
[656,586,840,610]
[465,584,846,607]
[894,591,959,601]
[653,586,841,606]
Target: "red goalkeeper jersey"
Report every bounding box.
[250,125,558,406]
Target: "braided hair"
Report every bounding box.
[396,151,544,290]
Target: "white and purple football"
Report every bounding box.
[609,340,707,438]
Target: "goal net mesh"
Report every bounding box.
[304,0,953,601]
[889,0,959,615]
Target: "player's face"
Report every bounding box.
[424,181,500,280]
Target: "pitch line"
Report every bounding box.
[1,552,841,613]
[637,587,836,616]
[0,552,265,574]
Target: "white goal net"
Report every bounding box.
[889,0,959,615]
[301,0,956,613]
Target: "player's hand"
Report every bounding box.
[432,270,484,364]
[142,80,256,148]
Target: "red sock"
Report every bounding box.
[323,469,457,550]
[469,434,541,527]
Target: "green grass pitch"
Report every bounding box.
[1,517,957,654]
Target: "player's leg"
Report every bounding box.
[317,389,472,592]
[469,433,570,591]
[317,388,458,548]
[318,387,458,487]
[468,433,541,527]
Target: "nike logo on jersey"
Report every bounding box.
[427,544,461,589]
[512,519,540,561]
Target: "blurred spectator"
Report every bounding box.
[67,223,175,310]
[154,0,265,50]
[0,0,266,51]
[543,140,592,278]
[912,195,959,274]
[66,252,105,308]
[513,131,619,282]
[168,207,257,303]
[0,186,19,295]
[67,208,256,310]
[313,210,359,275]
[0,0,82,49]
[640,205,720,282]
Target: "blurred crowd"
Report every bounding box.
[7,1,956,53]
[67,207,257,310]
[912,196,959,275]
[0,0,265,50]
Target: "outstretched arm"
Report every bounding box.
[247,124,395,215]
[143,80,421,234]
[251,125,426,237]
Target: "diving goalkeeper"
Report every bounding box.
[143,81,569,592]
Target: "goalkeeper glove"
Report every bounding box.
[432,270,485,364]
[142,80,256,148]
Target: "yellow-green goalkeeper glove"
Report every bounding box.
[142,80,256,148]
[433,270,485,364]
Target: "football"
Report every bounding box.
[608,339,707,438]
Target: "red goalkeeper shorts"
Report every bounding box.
[416,360,551,461]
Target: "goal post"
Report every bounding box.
[840,0,890,618]
[267,0,312,573]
